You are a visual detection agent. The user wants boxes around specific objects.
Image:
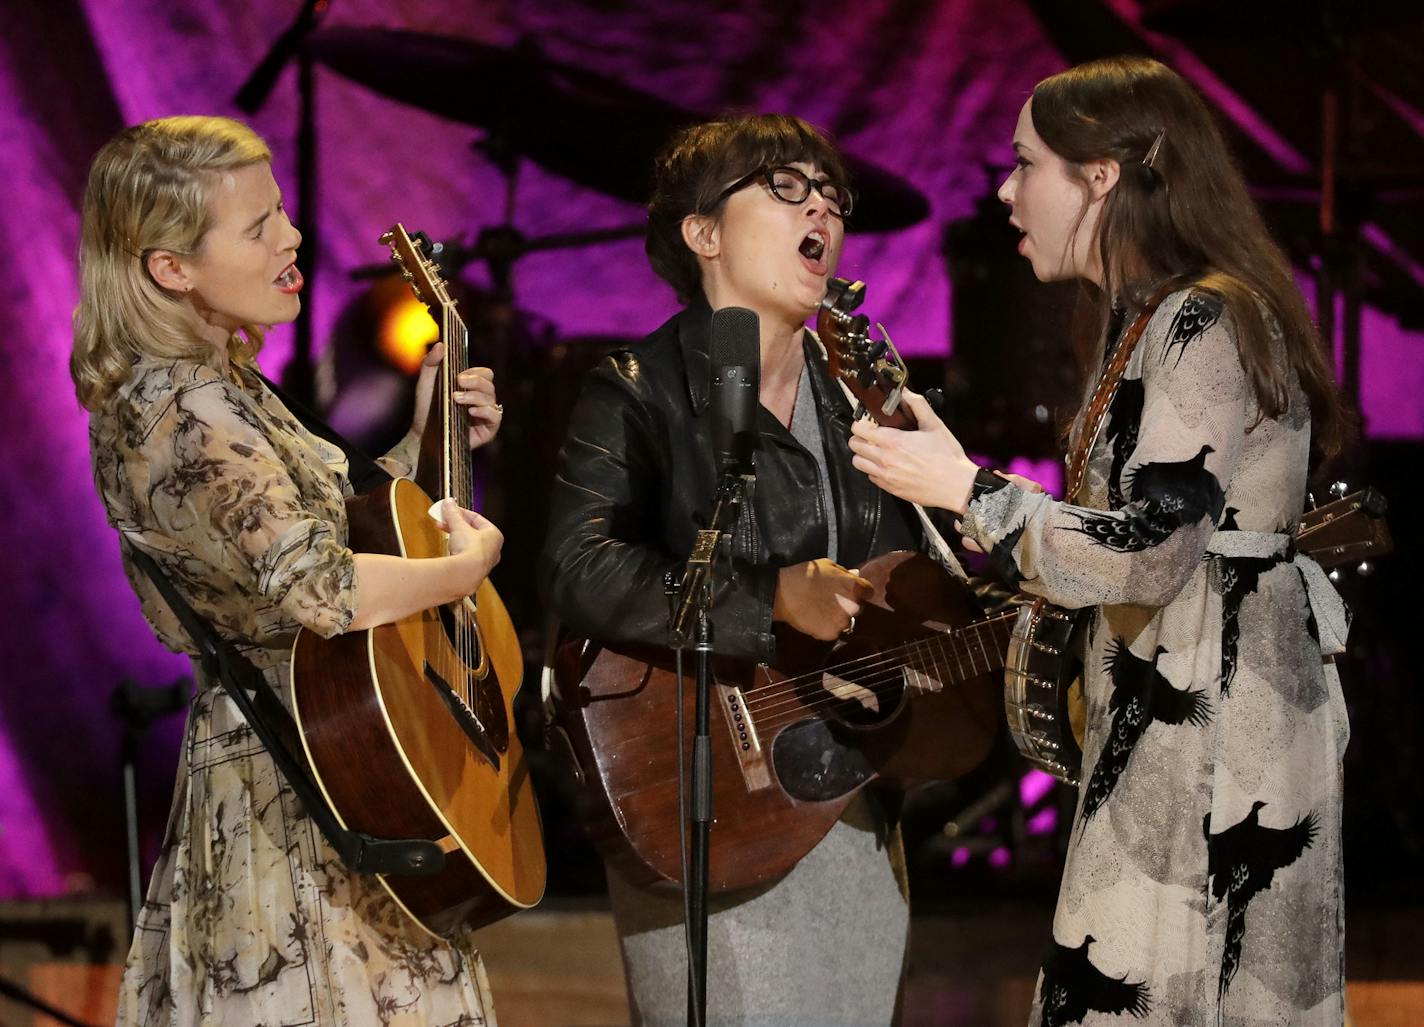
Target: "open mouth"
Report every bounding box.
[274,262,303,293]
[799,230,827,262]
[1009,221,1028,254]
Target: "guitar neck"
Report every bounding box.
[884,610,1017,693]
[415,302,474,503]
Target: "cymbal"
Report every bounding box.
[304,28,928,231]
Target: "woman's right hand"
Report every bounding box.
[773,559,874,640]
[441,499,503,594]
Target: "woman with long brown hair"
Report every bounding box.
[850,57,1351,1024]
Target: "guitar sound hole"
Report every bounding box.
[771,720,875,803]
[438,602,483,670]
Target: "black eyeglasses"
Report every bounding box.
[710,165,853,218]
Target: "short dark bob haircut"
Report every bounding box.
[646,113,848,304]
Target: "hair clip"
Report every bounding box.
[1143,129,1167,169]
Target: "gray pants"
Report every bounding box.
[605,794,910,1027]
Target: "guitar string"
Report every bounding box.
[737,616,1006,699]
[740,620,1015,725]
[748,633,1016,733]
[457,312,485,723]
[449,302,476,715]
[741,628,994,712]
[739,613,1015,704]
[740,627,1012,725]
[742,624,1015,726]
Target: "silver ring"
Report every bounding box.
[840,616,856,639]
[494,402,504,414]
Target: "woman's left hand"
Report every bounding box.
[848,390,979,514]
[411,343,504,450]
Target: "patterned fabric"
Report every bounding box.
[92,357,494,1026]
[962,290,1347,1026]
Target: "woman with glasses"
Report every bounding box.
[542,114,921,1024]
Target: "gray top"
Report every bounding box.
[788,359,838,564]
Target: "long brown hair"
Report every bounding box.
[1031,57,1351,465]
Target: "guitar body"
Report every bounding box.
[291,476,546,938]
[554,551,1005,892]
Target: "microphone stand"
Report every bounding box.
[667,470,749,1027]
[233,0,330,407]
[113,676,191,934]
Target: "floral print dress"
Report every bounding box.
[962,289,1349,1026]
[92,358,495,1026]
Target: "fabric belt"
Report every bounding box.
[1205,529,1350,656]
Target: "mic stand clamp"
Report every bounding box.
[665,470,747,1027]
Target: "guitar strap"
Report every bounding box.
[124,542,443,878]
[1065,290,1173,503]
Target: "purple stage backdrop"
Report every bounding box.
[1,0,1420,896]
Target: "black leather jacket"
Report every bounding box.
[540,297,923,663]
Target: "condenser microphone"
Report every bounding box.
[708,306,761,476]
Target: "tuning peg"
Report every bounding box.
[1328,569,1342,583]
[412,230,433,255]
[1355,561,1374,577]
[1329,481,1349,500]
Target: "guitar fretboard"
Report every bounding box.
[901,611,1016,693]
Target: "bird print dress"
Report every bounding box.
[92,357,496,1027]
[961,289,1349,1026]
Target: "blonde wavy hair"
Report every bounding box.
[71,116,273,411]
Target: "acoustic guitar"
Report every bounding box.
[553,552,1014,891]
[290,224,545,938]
[548,279,1014,891]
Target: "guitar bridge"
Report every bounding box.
[716,681,772,792]
[424,661,501,771]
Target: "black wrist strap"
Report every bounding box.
[126,543,443,878]
[970,466,1010,506]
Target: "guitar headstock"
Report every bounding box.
[816,277,913,429]
[1298,483,1392,575]
[380,223,453,313]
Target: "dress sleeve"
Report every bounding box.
[376,432,419,481]
[960,292,1248,609]
[141,374,357,639]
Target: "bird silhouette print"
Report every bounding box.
[1079,640,1212,825]
[1205,801,1319,1000]
[988,517,1029,586]
[1037,934,1151,1026]
[1104,377,1144,511]
[1161,291,1223,368]
[1064,445,1224,551]
[1216,550,1283,696]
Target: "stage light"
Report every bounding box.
[374,282,438,375]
